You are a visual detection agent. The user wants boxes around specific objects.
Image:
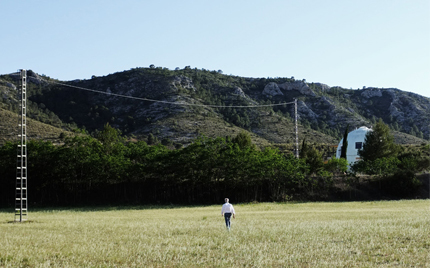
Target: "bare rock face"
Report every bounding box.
[361,88,382,98]
[320,96,336,111]
[172,76,195,91]
[297,100,318,121]
[6,82,16,90]
[26,70,43,85]
[315,83,331,91]
[278,81,316,96]
[263,82,283,96]
[233,87,246,97]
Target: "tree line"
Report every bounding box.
[0,121,428,207]
[0,124,349,207]
[350,119,429,196]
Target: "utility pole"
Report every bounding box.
[15,69,28,222]
[294,98,299,158]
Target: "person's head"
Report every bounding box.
[225,198,229,203]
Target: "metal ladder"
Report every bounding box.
[15,69,28,222]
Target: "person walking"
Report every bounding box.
[221,198,235,230]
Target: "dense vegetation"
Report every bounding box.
[1,121,428,207]
[0,124,346,207]
[351,119,429,196]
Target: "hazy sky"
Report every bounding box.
[1,0,429,97]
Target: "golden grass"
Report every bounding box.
[0,200,429,267]
[0,108,69,145]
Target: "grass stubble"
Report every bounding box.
[0,200,429,267]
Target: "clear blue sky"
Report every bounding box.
[1,0,429,97]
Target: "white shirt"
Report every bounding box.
[221,202,235,215]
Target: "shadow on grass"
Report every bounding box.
[0,203,217,214]
[2,220,38,224]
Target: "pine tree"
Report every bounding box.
[147,133,157,145]
[340,124,349,159]
[358,119,398,161]
[299,138,308,159]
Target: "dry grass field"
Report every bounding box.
[1,200,429,267]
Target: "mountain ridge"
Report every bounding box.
[1,67,428,147]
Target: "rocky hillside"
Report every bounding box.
[1,67,429,147]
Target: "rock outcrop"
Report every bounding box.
[263,81,316,97]
[172,75,195,91]
[278,81,316,96]
[314,83,331,91]
[263,82,283,96]
[361,88,383,98]
[233,87,246,98]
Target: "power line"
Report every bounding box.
[29,74,300,158]
[37,77,296,109]
[3,71,20,76]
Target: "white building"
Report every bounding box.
[336,126,372,166]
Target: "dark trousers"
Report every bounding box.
[224,213,232,228]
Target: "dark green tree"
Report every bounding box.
[358,119,399,161]
[305,146,324,175]
[147,133,157,145]
[95,123,124,155]
[299,138,308,159]
[324,158,348,175]
[340,124,349,159]
[232,131,254,149]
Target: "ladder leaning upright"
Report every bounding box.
[15,69,28,222]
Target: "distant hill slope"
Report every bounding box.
[0,108,68,145]
[1,67,429,148]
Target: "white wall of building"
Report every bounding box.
[336,126,372,166]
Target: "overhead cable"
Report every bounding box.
[37,77,295,108]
